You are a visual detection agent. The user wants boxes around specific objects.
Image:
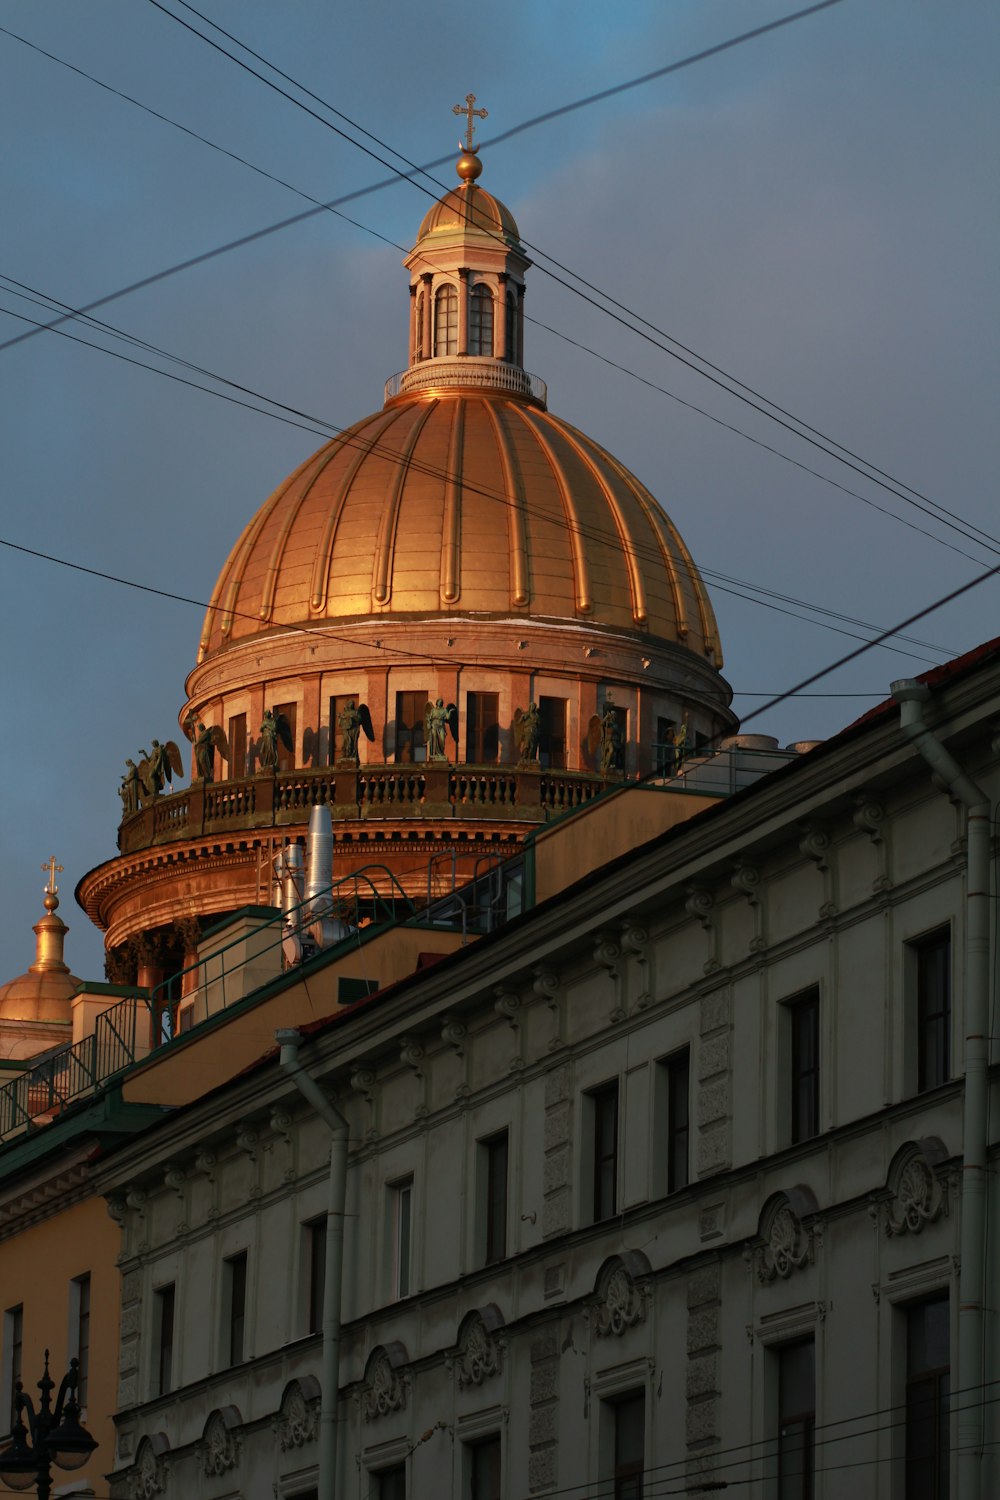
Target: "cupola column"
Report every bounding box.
[495,272,508,360]
[421,274,433,363]
[408,283,418,365]
[517,284,526,366]
[457,268,470,356]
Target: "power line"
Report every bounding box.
[0,17,986,576]
[148,0,1000,564]
[0,286,953,667]
[5,9,993,577]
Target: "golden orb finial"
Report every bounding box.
[456,147,483,183]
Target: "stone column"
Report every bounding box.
[408,282,418,364]
[495,272,508,360]
[457,267,470,355]
[517,284,526,366]
[421,273,433,359]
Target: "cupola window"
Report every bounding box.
[505,292,517,364]
[434,285,458,356]
[469,285,494,356]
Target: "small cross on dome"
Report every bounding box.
[453,93,487,152]
[42,855,63,896]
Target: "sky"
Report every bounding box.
[0,0,996,983]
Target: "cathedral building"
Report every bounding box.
[1,121,996,1500]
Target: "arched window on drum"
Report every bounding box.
[469,284,494,357]
[505,291,517,364]
[434,285,458,356]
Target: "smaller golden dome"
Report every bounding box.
[0,870,80,1025]
[415,183,520,247]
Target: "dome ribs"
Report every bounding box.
[310,409,404,615]
[206,448,321,655]
[606,453,722,665]
[515,407,592,616]
[482,400,530,608]
[439,399,465,605]
[372,400,438,608]
[259,444,348,628]
[538,414,648,629]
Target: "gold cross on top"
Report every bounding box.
[453,93,487,152]
[42,855,64,894]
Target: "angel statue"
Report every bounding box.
[424,697,458,761]
[587,702,624,777]
[337,699,375,765]
[185,715,230,783]
[514,701,541,765]
[119,758,141,817]
[258,707,294,771]
[138,738,184,801]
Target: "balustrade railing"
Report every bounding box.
[118,763,608,852]
[384,360,547,406]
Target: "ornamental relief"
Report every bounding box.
[451,1309,504,1387]
[593,1264,647,1337]
[361,1344,408,1422]
[128,1438,168,1499]
[884,1144,949,1237]
[755,1203,814,1284]
[276,1377,321,1450]
[199,1409,240,1477]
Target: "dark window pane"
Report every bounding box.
[434,286,458,356]
[613,1391,644,1500]
[915,930,951,1091]
[538,696,567,769]
[156,1285,175,1395]
[395,691,427,763]
[394,1180,412,1299]
[227,1252,247,1365]
[485,1132,508,1264]
[790,991,820,1143]
[470,1436,501,1500]
[469,286,494,356]
[228,714,248,778]
[274,703,296,773]
[592,1083,618,1221]
[778,1340,815,1500]
[75,1274,91,1407]
[906,1295,949,1500]
[466,693,499,764]
[377,1464,406,1500]
[308,1219,327,1335]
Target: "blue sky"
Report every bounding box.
[1,0,996,981]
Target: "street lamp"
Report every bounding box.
[0,1350,97,1499]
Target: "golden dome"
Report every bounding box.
[198,391,722,666]
[0,886,79,1026]
[415,182,521,248]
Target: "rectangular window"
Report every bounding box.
[468,1434,501,1500]
[307,1218,327,1336]
[466,692,500,764]
[395,690,427,763]
[612,1391,645,1500]
[591,1081,619,1222]
[70,1273,91,1408]
[4,1305,23,1434]
[391,1178,413,1300]
[228,713,248,778]
[778,1339,815,1498]
[789,989,820,1144]
[665,1049,690,1193]
[274,702,297,773]
[538,695,568,769]
[154,1284,175,1397]
[906,1295,949,1499]
[225,1251,247,1366]
[377,1466,406,1500]
[482,1130,509,1265]
[913,928,951,1092]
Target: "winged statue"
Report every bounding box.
[184,715,230,783]
[514,701,541,765]
[587,702,623,777]
[424,698,458,760]
[337,699,375,765]
[258,707,294,771]
[137,738,184,803]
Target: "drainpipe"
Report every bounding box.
[277,1028,349,1498]
[892,680,991,1500]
